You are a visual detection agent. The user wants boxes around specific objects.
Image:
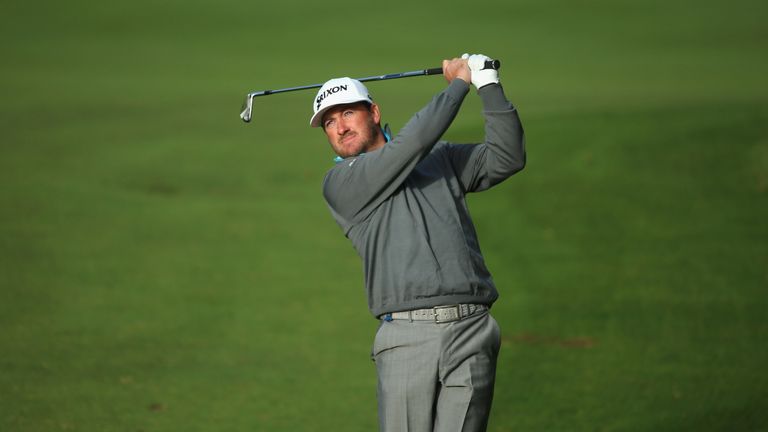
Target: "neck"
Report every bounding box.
[369,130,387,152]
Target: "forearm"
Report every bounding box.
[477,83,526,183]
[443,83,525,192]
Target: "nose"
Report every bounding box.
[335,117,350,135]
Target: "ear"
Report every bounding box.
[370,103,381,125]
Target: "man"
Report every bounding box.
[312,54,525,432]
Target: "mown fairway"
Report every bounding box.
[1,0,766,430]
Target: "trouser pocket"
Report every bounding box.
[371,321,387,361]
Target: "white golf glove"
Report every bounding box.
[461,53,499,89]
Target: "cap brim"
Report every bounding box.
[309,96,371,127]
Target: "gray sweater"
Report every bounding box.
[322,79,525,318]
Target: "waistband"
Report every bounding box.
[380,304,488,323]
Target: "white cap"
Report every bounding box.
[310,77,373,127]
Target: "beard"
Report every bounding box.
[336,118,379,157]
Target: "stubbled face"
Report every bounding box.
[322,102,385,158]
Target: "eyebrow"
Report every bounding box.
[323,106,353,123]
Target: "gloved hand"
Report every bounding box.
[461,53,499,89]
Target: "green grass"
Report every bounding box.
[1,0,767,430]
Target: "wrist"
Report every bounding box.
[455,75,470,85]
[446,78,470,99]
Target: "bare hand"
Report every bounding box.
[442,58,471,84]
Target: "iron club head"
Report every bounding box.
[240,94,254,123]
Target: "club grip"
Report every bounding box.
[484,59,501,70]
[426,59,501,75]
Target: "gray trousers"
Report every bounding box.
[371,311,501,432]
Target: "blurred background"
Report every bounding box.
[1,0,766,430]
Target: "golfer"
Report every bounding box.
[312,54,525,432]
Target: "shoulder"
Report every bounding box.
[322,154,366,194]
[324,154,365,177]
[429,141,465,159]
[415,141,455,170]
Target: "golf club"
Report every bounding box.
[240,59,501,123]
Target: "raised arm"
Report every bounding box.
[442,54,525,192]
[444,82,526,193]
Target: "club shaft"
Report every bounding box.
[246,68,443,99]
[240,60,500,122]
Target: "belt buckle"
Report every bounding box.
[434,305,461,323]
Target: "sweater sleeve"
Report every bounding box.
[323,79,470,230]
[443,83,526,193]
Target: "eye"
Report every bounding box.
[343,110,354,117]
[324,119,335,128]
